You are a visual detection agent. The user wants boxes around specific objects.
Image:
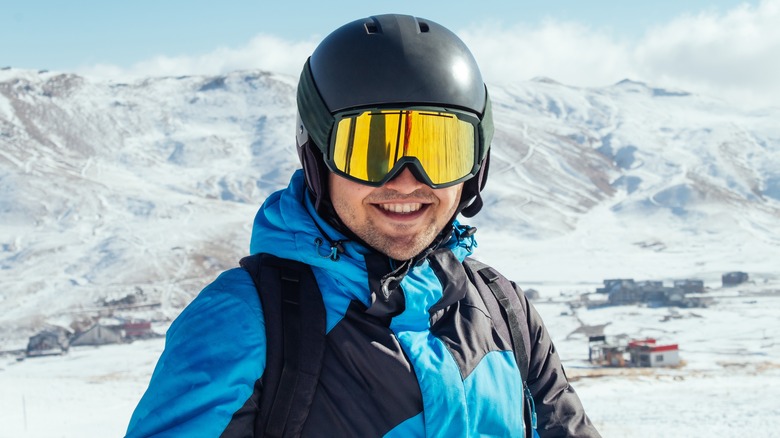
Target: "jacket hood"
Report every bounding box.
[250,170,354,268]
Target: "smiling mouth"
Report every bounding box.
[378,203,424,214]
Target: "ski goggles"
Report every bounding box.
[324,108,482,188]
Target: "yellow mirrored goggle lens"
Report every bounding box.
[332,109,476,185]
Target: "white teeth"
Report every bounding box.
[380,203,422,213]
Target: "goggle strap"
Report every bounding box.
[478,88,493,162]
[297,59,335,151]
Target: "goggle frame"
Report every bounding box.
[323,106,485,189]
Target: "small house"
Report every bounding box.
[636,280,663,292]
[608,287,642,305]
[26,328,70,357]
[642,289,668,306]
[722,271,749,287]
[123,320,154,339]
[627,338,680,367]
[673,279,704,293]
[665,288,686,306]
[588,336,627,367]
[524,288,540,300]
[597,279,636,294]
[70,323,123,346]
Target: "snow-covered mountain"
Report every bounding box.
[1,68,779,349]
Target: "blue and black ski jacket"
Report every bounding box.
[126,170,599,437]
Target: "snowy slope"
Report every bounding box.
[474,77,780,285]
[1,69,299,347]
[1,68,779,350]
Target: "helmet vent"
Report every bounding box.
[417,21,430,33]
[364,22,379,34]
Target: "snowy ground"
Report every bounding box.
[3,213,777,437]
[2,281,778,437]
[538,295,780,437]
[0,339,164,438]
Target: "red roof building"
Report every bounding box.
[627,338,680,367]
[123,321,153,339]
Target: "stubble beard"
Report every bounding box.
[331,182,462,261]
[338,192,458,260]
[358,215,441,261]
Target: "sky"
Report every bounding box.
[1,0,779,108]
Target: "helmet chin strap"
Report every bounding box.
[459,150,490,218]
[298,139,329,213]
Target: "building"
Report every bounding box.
[636,280,663,291]
[665,288,686,307]
[123,320,155,339]
[722,271,749,287]
[26,328,70,357]
[70,323,123,346]
[588,336,627,367]
[600,279,641,305]
[597,279,636,294]
[524,288,540,300]
[627,338,680,367]
[673,279,705,293]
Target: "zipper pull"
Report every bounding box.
[524,385,537,430]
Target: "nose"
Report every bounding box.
[383,167,426,194]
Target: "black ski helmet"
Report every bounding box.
[295,13,493,218]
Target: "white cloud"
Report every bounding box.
[635,0,780,108]
[79,34,318,80]
[459,0,780,109]
[458,20,634,87]
[77,1,780,109]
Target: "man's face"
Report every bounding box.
[329,168,463,260]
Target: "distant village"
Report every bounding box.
[24,317,160,358]
[528,271,752,369]
[19,291,163,359]
[522,271,751,311]
[578,270,750,310]
[21,271,752,365]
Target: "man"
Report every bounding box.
[126,14,600,437]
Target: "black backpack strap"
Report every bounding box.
[463,258,538,437]
[463,258,530,382]
[240,253,326,438]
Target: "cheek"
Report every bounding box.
[329,174,371,217]
[437,185,463,211]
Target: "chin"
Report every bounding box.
[385,251,417,261]
[382,242,429,260]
